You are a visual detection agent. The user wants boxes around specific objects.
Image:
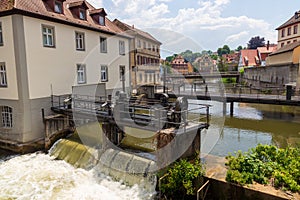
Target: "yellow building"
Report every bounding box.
[113,19,162,88]
[276,11,300,49]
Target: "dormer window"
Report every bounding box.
[99,15,105,26]
[68,1,88,20]
[43,0,65,14]
[54,1,63,13]
[89,8,107,26]
[79,9,86,20]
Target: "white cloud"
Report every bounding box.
[88,0,103,8]
[225,31,249,43]
[107,0,276,51]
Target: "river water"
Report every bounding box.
[0,102,299,199]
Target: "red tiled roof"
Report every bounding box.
[89,8,106,16]
[68,1,87,8]
[0,0,126,36]
[0,0,15,12]
[257,45,277,54]
[240,49,259,66]
[113,19,161,44]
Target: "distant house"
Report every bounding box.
[276,10,300,49]
[257,43,277,66]
[238,49,260,68]
[222,52,239,71]
[113,19,161,87]
[171,55,193,74]
[194,55,216,73]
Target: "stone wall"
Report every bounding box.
[242,64,299,88]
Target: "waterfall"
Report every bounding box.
[48,134,157,193]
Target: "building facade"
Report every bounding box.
[171,55,193,74]
[113,19,161,88]
[193,55,216,73]
[276,11,300,49]
[0,0,130,146]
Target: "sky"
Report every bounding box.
[89,0,300,58]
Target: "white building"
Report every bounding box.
[0,0,130,148]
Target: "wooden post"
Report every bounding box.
[223,102,227,115]
[230,102,234,116]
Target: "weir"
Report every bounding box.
[49,137,157,192]
[48,84,210,194]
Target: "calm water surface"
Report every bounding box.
[208,102,300,156]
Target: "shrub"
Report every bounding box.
[226,144,300,193]
[160,159,205,198]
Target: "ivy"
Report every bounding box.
[160,159,205,199]
[226,144,300,193]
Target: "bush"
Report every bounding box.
[226,144,300,193]
[160,159,205,199]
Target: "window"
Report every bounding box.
[143,41,146,49]
[148,43,151,50]
[288,27,291,36]
[294,39,297,43]
[75,32,85,51]
[1,106,12,128]
[42,25,55,47]
[281,43,284,47]
[294,25,298,34]
[0,63,7,87]
[281,29,285,37]
[119,40,125,55]
[144,73,148,82]
[77,64,86,84]
[99,15,105,26]
[287,41,291,44]
[0,22,3,46]
[54,1,63,14]
[79,9,86,20]
[101,65,108,82]
[119,66,125,81]
[137,40,141,48]
[139,73,142,82]
[100,37,107,53]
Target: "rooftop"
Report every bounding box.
[113,19,161,44]
[276,10,300,30]
[270,41,300,56]
[0,0,127,36]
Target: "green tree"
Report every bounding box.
[217,45,231,56]
[247,36,265,49]
[236,45,243,51]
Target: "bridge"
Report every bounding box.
[166,71,240,80]
[166,84,300,116]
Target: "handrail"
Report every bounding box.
[158,173,169,199]
[197,180,210,200]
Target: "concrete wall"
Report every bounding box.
[243,64,298,88]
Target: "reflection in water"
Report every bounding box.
[209,102,300,157]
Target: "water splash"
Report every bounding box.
[0,153,154,200]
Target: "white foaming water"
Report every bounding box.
[0,153,154,200]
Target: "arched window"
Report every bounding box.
[1,106,12,128]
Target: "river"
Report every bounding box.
[0,102,299,199]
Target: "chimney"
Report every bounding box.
[267,41,270,50]
[132,24,134,29]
